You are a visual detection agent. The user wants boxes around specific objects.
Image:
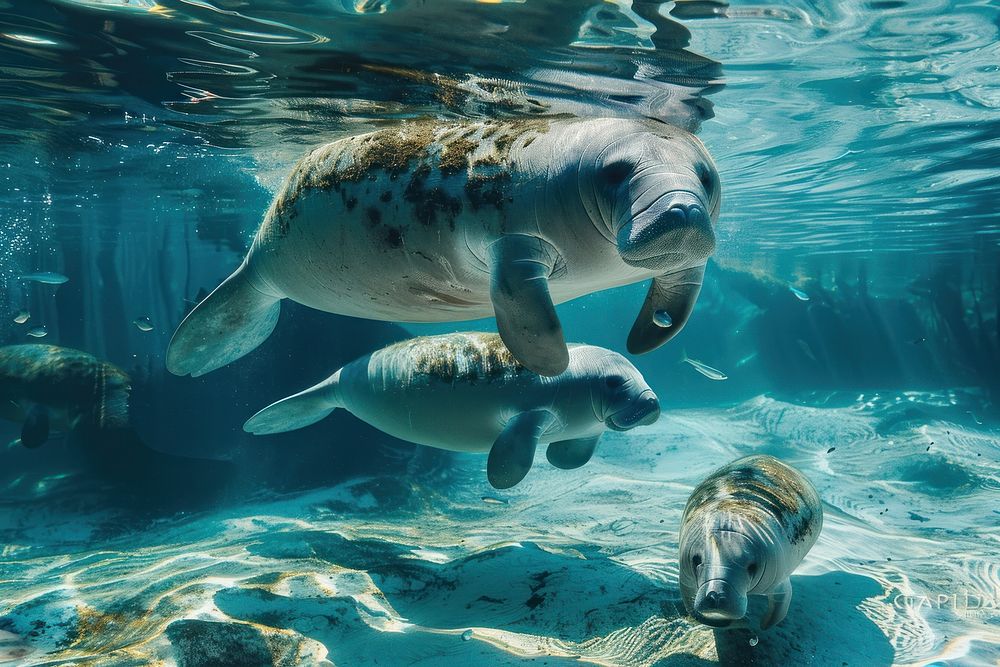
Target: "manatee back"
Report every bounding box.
[244,119,560,319]
[362,332,535,390]
[252,119,553,256]
[337,332,548,451]
[684,454,822,553]
[0,345,131,429]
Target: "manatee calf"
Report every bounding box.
[168,116,720,378]
[678,455,823,630]
[243,332,660,488]
[0,344,130,448]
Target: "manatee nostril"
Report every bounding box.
[664,205,688,226]
[705,590,724,607]
[665,203,707,227]
[687,205,707,226]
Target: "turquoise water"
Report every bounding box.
[1,1,998,665]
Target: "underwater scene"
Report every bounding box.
[1,0,998,665]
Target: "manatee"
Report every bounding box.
[243,332,660,489]
[0,344,130,448]
[167,116,720,378]
[678,455,823,630]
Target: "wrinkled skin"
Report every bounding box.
[243,333,661,489]
[679,516,770,626]
[678,456,823,630]
[167,118,720,378]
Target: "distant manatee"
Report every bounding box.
[0,344,130,448]
[168,117,720,378]
[244,332,661,489]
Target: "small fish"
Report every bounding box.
[133,316,153,332]
[789,286,810,301]
[19,272,68,285]
[826,447,836,454]
[26,326,47,338]
[683,356,727,381]
[652,310,672,328]
[797,339,818,363]
[909,337,926,345]
[735,351,758,368]
[13,310,29,324]
[481,496,508,506]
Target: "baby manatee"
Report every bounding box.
[244,332,661,489]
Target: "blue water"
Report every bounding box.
[1,1,998,665]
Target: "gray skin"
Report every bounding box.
[243,332,660,489]
[0,344,131,448]
[167,117,720,378]
[678,455,823,630]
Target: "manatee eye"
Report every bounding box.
[747,563,758,576]
[605,375,626,388]
[692,555,702,568]
[697,165,715,195]
[599,160,632,187]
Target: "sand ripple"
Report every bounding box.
[1,393,998,665]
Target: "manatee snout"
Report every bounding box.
[693,578,747,622]
[606,388,660,431]
[618,191,716,269]
[680,528,755,626]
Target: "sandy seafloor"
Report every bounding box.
[1,392,998,666]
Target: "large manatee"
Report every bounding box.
[167,117,720,377]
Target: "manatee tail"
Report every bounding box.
[244,372,344,435]
[166,261,281,377]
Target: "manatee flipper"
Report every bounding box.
[488,234,568,377]
[487,409,557,489]
[546,435,601,469]
[20,404,50,449]
[627,264,706,355]
[244,373,344,435]
[166,260,282,377]
[760,578,792,630]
